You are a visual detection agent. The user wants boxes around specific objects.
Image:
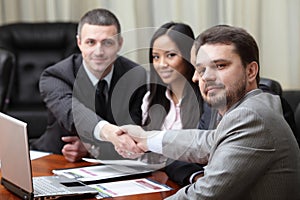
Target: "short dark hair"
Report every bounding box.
[77,8,121,38]
[194,25,260,84]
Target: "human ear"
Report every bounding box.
[246,61,258,83]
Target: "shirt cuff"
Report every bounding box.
[189,170,204,184]
[147,131,165,154]
[93,120,109,141]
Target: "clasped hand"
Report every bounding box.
[114,125,151,159]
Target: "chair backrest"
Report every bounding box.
[259,77,300,147]
[0,49,14,112]
[259,77,283,96]
[283,90,300,147]
[0,22,80,139]
[294,104,300,146]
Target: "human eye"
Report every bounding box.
[102,39,115,47]
[86,39,96,46]
[195,65,205,77]
[216,63,227,70]
[167,52,177,59]
[152,54,159,60]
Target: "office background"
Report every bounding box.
[0,0,299,89]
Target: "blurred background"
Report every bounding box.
[0,0,299,89]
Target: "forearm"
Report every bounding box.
[161,129,212,163]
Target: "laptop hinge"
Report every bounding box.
[1,178,34,200]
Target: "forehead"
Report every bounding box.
[196,43,237,65]
[152,35,179,52]
[80,24,119,39]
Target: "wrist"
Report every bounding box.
[189,170,204,184]
[100,124,120,142]
[138,138,149,152]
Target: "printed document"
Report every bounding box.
[90,178,172,198]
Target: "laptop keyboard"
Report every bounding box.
[33,177,70,195]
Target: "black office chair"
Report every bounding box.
[259,77,282,96]
[0,22,80,140]
[259,77,299,146]
[0,49,14,112]
[294,104,300,146]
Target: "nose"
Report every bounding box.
[201,67,216,81]
[159,57,168,67]
[95,43,104,55]
[192,71,199,83]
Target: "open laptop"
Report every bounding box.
[0,112,99,200]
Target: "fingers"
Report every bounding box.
[113,125,150,159]
[119,125,150,152]
[112,132,144,154]
[61,136,79,143]
[120,124,145,139]
[61,136,88,162]
[62,149,79,162]
[62,145,88,162]
[115,147,144,159]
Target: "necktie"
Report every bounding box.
[95,80,107,118]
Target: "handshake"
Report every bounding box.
[103,124,160,159]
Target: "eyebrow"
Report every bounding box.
[196,58,229,67]
[152,48,179,53]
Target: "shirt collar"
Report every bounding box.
[82,61,114,89]
[165,88,183,105]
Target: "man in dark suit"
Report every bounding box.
[30,8,147,162]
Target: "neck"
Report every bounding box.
[169,79,186,104]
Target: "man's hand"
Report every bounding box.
[119,125,149,152]
[61,136,89,162]
[100,124,144,159]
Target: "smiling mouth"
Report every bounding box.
[205,86,224,94]
[159,71,172,77]
[94,58,107,62]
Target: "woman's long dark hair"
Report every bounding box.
[144,22,202,130]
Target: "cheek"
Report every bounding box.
[153,63,159,71]
[106,47,120,57]
[80,46,94,57]
[171,59,187,74]
[199,80,206,94]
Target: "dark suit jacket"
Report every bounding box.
[30,54,147,157]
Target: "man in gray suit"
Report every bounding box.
[117,25,300,199]
[30,8,147,162]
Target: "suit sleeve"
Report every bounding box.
[39,65,78,135]
[39,57,99,139]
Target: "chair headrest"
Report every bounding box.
[0,22,79,56]
[259,77,283,96]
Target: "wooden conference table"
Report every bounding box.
[0,154,181,199]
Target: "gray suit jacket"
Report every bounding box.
[31,54,147,158]
[163,89,300,200]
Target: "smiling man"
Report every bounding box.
[118,25,300,199]
[30,8,147,162]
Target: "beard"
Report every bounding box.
[203,74,247,111]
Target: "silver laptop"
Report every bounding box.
[0,112,99,200]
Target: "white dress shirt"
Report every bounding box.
[82,61,114,141]
[141,89,183,130]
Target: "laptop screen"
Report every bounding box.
[0,112,34,193]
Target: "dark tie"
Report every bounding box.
[95,80,107,118]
